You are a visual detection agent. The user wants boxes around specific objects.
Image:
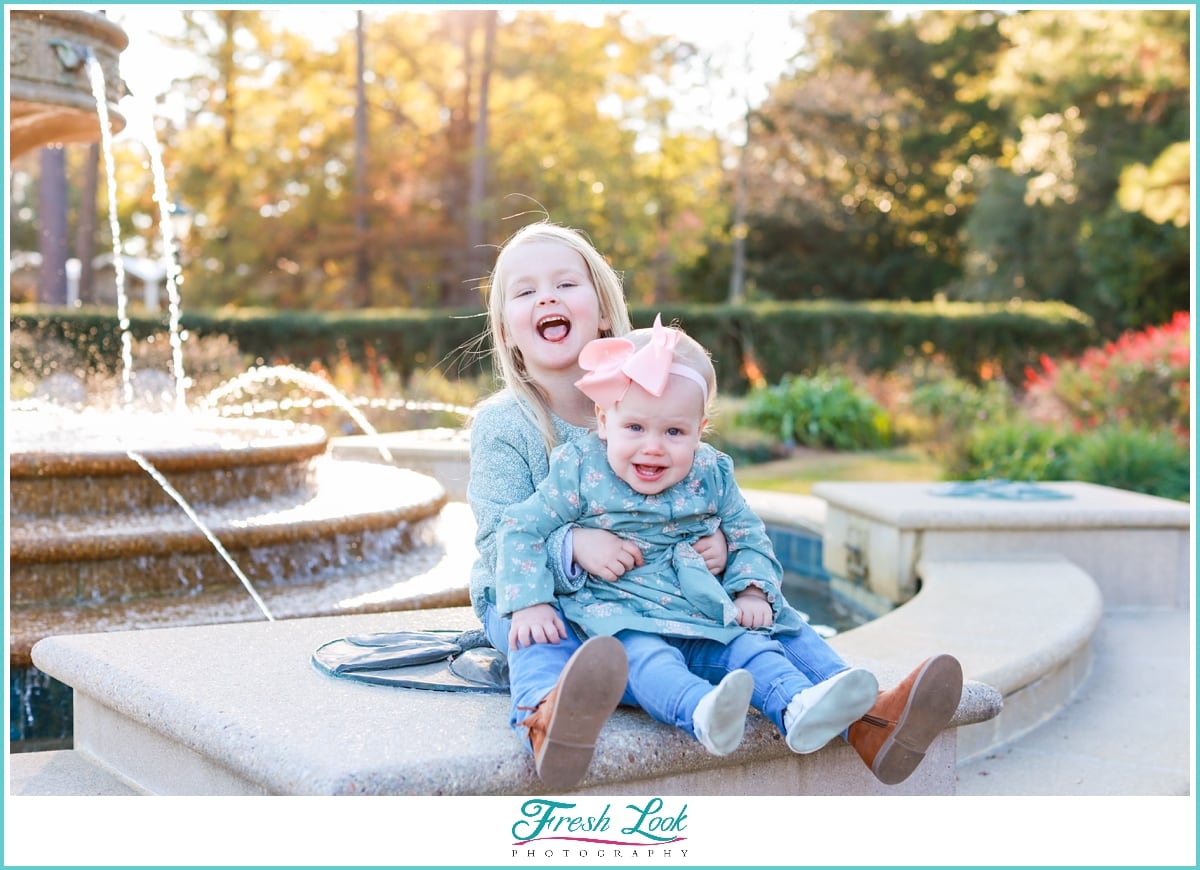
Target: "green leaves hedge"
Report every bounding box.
[10,299,1096,395]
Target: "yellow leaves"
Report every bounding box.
[1117,141,1190,228]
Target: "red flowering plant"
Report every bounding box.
[1023,311,1191,443]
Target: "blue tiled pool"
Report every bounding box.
[765,524,887,635]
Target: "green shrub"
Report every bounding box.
[944,420,1072,482]
[11,298,1099,397]
[1065,426,1191,501]
[909,376,1015,458]
[737,372,891,451]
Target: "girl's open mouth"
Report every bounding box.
[634,464,666,481]
[536,315,571,341]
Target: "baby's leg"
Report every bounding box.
[775,620,852,684]
[717,632,815,730]
[619,630,752,755]
[721,632,878,754]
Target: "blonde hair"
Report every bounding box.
[626,321,718,415]
[484,221,632,454]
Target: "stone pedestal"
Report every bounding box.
[815,481,1190,607]
[9,10,128,158]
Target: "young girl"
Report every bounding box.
[468,220,641,790]
[469,221,961,790]
[495,316,883,758]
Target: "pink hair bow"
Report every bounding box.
[575,314,705,407]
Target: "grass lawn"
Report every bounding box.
[732,445,944,495]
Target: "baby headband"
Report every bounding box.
[574,313,709,407]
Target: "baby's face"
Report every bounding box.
[596,376,707,496]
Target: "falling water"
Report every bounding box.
[201,365,398,463]
[86,53,134,405]
[142,111,188,413]
[126,450,275,622]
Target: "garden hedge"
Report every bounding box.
[10,299,1097,395]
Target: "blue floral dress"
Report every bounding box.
[496,433,805,643]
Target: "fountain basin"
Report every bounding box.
[8,10,127,158]
[10,457,446,602]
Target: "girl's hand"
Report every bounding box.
[509,604,568,649]
[734,586,774,629]
[694,530,728,575]
[572,528,644,582]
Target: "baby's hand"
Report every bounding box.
[694,531,728,575]
[509,603,568,649]
[734,586,774,629]
[573,527,644,582]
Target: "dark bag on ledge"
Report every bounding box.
[312,628,508,693]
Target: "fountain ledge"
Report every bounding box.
[29,601,1002,796]
[20,479,1185,795]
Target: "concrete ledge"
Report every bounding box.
[814,481,1189,608]
[30,605,996,796]
[829,556,1104,763]
[742,490,827,537]
[21,484,1117,797]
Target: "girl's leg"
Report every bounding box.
[619,631,712,732]
[677,622,850,687]
[483,602,582,743]
[713,632,815,732]
[485,603,628,790]
[620,631,752,754]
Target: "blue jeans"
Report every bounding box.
[774,623,857,740]
[618,629,841,737]
[774,620,851,685]
[484,602,854,747]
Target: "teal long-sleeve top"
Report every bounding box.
[467,391,591,619]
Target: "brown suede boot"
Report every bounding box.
[516,636,628,790]
[847,654,963,786]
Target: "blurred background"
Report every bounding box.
[7,6,1191,499]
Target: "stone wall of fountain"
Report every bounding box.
[9,409,456,665]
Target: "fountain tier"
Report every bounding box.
[9,412,457,669]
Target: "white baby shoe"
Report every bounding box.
[783,667,878,754]
[693,669,754,756]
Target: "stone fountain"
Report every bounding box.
[7,11,468,749]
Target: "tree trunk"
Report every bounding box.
[75,143,100,305]
[38,146,70,306]
[728,101,750,304]
[441,11,475,308]
[465,9,497,301]
[353,11,371,307]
